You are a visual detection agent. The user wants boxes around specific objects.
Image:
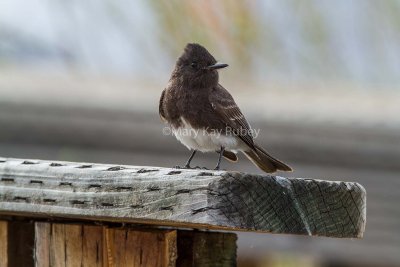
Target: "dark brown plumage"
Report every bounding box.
[159,43,292,173]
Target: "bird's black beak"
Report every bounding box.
[205,62,228,70]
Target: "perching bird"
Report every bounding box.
[159,43,292,173]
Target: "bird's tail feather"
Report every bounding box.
[222,150,238,162]
[243,144,292,173]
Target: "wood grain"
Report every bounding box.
[83,226,104,267]
[34,223,177,267]
[0,157,366,238]
[176,231,236,267]
[105,228,177,267]
[35,223,103,267]
[0,220,35,267]
[34,222,51,267]
[0,221,7,267]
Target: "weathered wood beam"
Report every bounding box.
[0,157,366,238]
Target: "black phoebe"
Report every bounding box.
[159,43,292,173]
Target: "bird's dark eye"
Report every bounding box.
[190,62,198,68]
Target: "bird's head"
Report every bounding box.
[171,43,228,88]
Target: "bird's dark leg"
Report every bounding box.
[184,150,197,168]
[214,146,225,170]
[174,150,207,169]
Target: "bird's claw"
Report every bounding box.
[194,166,209,170]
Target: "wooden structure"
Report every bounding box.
[0,157,366,267]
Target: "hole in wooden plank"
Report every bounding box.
[13,196,28,202]
[22,160,37,165]
[191,207,213,215]
[77,164,93,168]
[175,189,191,194]
[1,178,14,182]
[43,198,56,203]
[106,166,125,171]
[167,170,181,175]
[175,187,209,196]
[147,186,161,191]
[30,180,43,184]
[130,204,144,209]
[59,182,72,186]
[198,172,214,176]
[101,203,114,207]
[160,206,173,211]
[70,200,86,205]
[116,186,133,191]
[50,163,64,167]
[137,169,158,173]
[0,160,5,163]
[88,184,102,189]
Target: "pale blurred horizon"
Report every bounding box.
[1,0,400,88]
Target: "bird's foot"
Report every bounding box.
[195,166,209,170]
[173,165,183,169]
[214,166,226,171]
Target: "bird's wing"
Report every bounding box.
[159,88,167,122]
[209,85,255,150]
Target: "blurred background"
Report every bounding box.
[0,0,399,266]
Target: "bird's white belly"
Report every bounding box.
[172,117,246,152]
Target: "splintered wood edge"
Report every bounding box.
[0,157,366,238]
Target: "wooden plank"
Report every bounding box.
[35,223,103,267]
[105,228,177,267]
[35,222,51,267]
[35,223,177,267]
[7,221,35,267]
[65,224,84,266]
[0,221,35,267]
[176,231,237,267]
[83,226,104,267]
[0,221,7,267]
[0,157,366,238]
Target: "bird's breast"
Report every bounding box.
[173,117,246,152]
